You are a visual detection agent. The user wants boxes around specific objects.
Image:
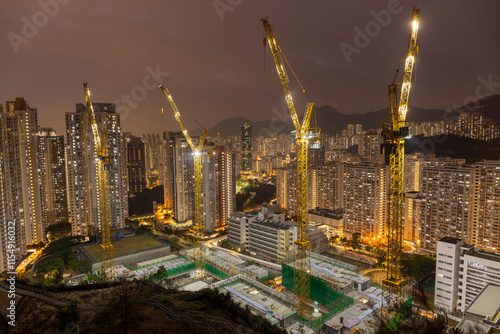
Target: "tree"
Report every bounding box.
[54,267,64,284]
[43,235,86,257]
[374,247,387,268]
[27,241,45,250]
[352,232,362,244]
[152,265,167,281]
[136,224,152,235]
[168,237,181,251]
[235,179,276,212]
[329,235,340,244]
[38,257,64,274]
[46,222,71,235]
[401,253,435,281]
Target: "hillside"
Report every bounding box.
[193,94,500,137]
[10,281,285,334]
[406,135,500,163]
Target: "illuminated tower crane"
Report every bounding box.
[382,7,420,290]
[159,84,207,276]
[261,17,320,320]
[83,83,114,278]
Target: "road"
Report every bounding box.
[362,268,387,285]
[154,230,192,248]
[16,249,42,275]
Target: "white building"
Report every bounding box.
[227,205,284,251]
[458,244,500,312]
[228,206,326,261]
[435,237,500,313]
[307,207,343,238]
[434,237,463,312]
[227,211,251,250]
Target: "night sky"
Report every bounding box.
[1,1,499,136]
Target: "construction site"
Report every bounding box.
[74,6,420,334]
[75,238,409,333]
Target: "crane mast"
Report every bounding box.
[83,83,114,278]
[159,84,207,277]
[382,8,420,290]
[261,17,318,320]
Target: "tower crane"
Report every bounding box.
[382,7,420,290]
[159,84,207,277]
[83,82,114,278]
[261,17,320,320]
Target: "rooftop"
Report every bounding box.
[219,279,296,326]
[308,207,343,219]
[466,285,500,318]
[180,280,209,292]
[439,236,462,245]
[462,247,500,263]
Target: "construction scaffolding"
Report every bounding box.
[214,275,298,327]
[205,264,230,280]
[282,264,354,330]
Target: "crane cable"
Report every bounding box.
[391,37,410,85]
[160,88,206,133]
[277,45,311,102]
[277,45,319,131]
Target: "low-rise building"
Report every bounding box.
[307,207,343,237]
[248,221,292,260]
[434,237,500,314]
[458,244,500,312]
[462,285,500,331]
[228,206,327,261]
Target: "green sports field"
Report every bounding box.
[83,234,164,260]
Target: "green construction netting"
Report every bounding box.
[166,262,195,277]
[282,264,354,330]
[205,264,230,279]
[149,262,230,281]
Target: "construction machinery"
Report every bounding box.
[382,7,420,290]
[83,83,114,278]
[261,17,320,320]
[159,84,207,277]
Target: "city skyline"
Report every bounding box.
[2,3,500,332]
[1,1,499,136]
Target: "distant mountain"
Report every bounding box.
[406,135,500,163]
[455,94,500,125]
[193,95,500,137]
